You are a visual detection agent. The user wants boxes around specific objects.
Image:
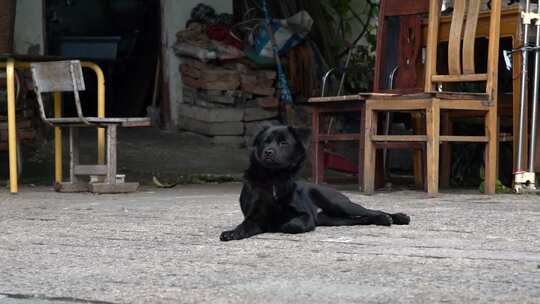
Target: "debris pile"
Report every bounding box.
[174,3,314,145]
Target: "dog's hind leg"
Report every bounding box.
[308,186,385,217]
[389,213,410,225]
[317,213,392,226]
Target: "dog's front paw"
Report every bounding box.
[373,214,393,226]
[220,230,239,242]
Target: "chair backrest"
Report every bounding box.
[374,0,430,93]
[30,60,88,125]
[424,0,502,101]
[31,60,86,93]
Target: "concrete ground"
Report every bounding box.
[0,184,539,304]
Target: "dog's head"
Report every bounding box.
[250,123,311,171]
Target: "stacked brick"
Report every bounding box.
[178,58,280,146]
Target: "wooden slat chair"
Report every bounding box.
[31,60,151,193]
[363,0,502,194]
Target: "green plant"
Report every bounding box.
[321,0,379,91]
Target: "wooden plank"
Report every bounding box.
[432,74,488,82]
[439,136,489,143]
[368,99,431,110]
[89,182,139,194]
[448,0,466,75]
[486,0,502,100]
[463,0,481,74]
[74,165,108,176]
[438,99,490,110]
[372,135,427,142]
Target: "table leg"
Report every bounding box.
[54,92,62,184]
[6,58,17,193]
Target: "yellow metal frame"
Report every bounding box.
[1,59,106,193]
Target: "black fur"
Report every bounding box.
[220,125,410,241]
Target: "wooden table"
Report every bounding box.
[0,54,107,193]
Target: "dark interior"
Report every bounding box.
[45,0,161,117]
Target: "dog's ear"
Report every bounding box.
[288,126,311,150]
[250,124,271,148]
[250,121,280,147]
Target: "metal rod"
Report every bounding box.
[337,47,354,96]
[517,0,531,172]
[529,7,540,172]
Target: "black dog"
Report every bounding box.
[220,125,410,241]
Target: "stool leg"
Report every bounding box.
[69,127,80,184]
[106,125,117,184]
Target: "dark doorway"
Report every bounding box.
[45,0,161,118]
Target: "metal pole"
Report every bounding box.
[528,7,540,172]
[517,0,531,172]
[6,58,18,193]
[337,47,353,96]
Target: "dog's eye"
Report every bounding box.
[279,141,289,147]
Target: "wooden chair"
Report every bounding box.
[363,0,502,194]
[308,0,429,189]
[30,60,151,193]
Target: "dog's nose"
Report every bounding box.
[263,148,275,158]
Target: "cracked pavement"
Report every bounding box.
[1,184,539,303]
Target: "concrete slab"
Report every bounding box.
[0,185,539,304]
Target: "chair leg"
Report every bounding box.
[311,108,324,184]
[411,112,424,189]
[363,103,378,194]
[69,127,80,184]
[426,103,440,194]
[358,105,365,191]
[106,125,118,184]
[485,108,498,194]
[440,113,452,188]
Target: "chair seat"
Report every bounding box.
[47,117,152,128]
